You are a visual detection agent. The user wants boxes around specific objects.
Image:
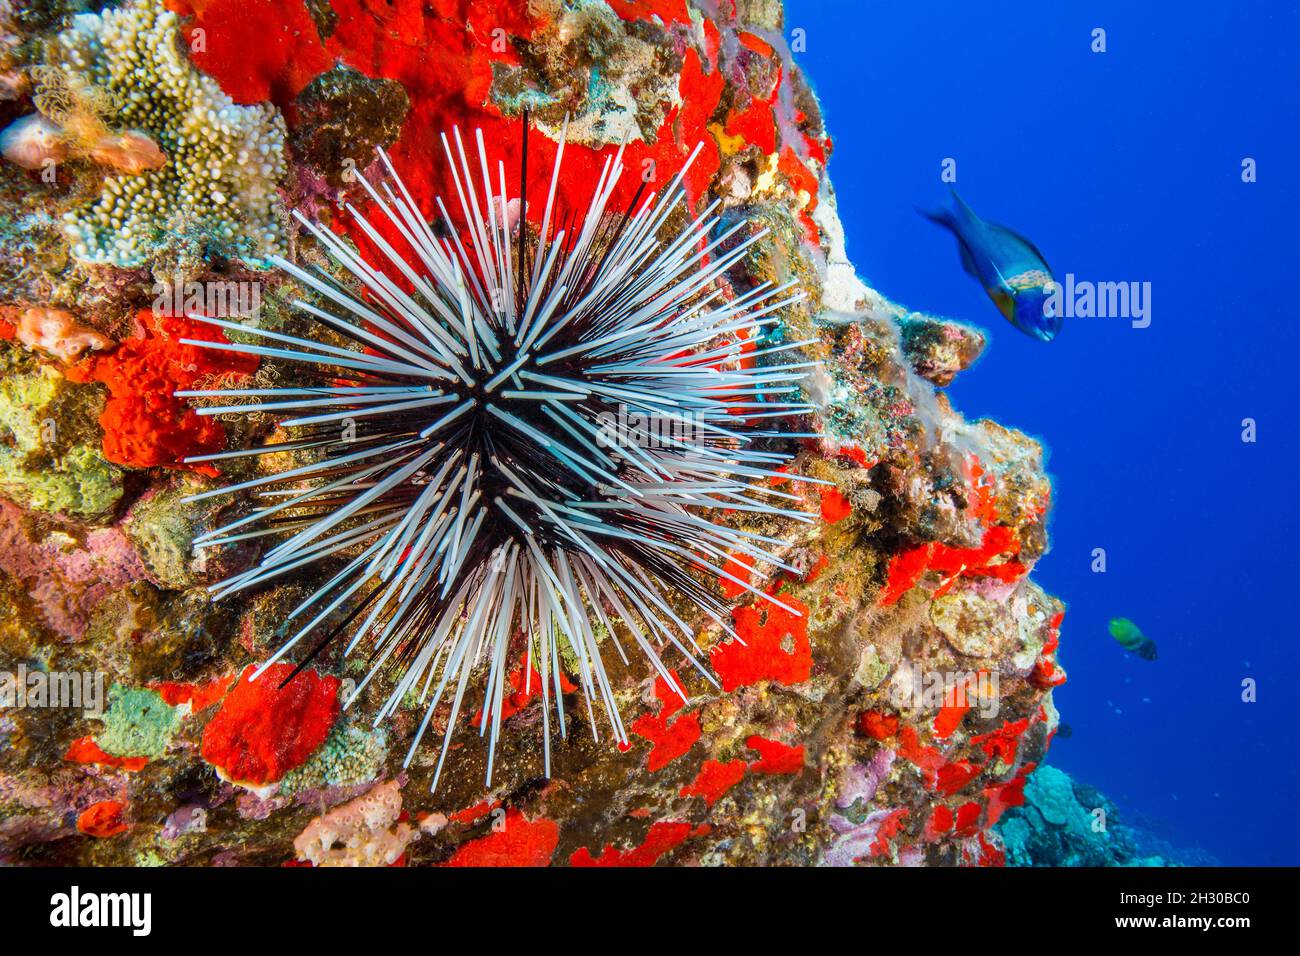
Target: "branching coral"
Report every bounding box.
[50,0,287,266]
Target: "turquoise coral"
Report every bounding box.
[995,765,1210,866]
[95,686,181,760]
[50,0,286,267]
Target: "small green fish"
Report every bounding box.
[1108,617,1157,661]
[919,190,1061,342]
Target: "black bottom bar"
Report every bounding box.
[0,865,1283,942]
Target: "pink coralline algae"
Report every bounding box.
[827,807,909,867]
[837,749,895,808]
[0,499,147,640]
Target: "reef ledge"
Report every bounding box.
[0,0,1063,867]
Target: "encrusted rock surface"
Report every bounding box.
[1,0,1066,867]
[995,765,1214,867]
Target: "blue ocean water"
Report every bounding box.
[787,0,1300,865]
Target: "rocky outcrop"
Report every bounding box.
[996,764,1216,867]
[0,0,1064,866]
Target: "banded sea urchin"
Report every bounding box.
[178,117,822,789]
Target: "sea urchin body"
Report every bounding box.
[179,119,819,789]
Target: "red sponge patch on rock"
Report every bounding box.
[745,735,804,775]
[77,800,129,838]
[444,809,559,867]
[629,672,701,772]
[67,311,257,476]
[570,821,709,867]
[712,598,812,692]
[680,759,746,806]
[200,664,340,787]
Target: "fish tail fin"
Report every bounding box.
[919,201,981,280]
[949,189,980,223]
[915,203,958,233]
[920,191,983,235]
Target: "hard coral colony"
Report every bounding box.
[52,3,286,266]
[0,0,1068,871]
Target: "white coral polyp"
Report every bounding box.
[53,1,287,267]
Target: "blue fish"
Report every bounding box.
[920,191,1061,342]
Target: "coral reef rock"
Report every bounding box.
[1,0,1071,867]
[996,765,1218,867]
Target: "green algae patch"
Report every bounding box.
[96,686,180,760]
[0,348,122,519]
